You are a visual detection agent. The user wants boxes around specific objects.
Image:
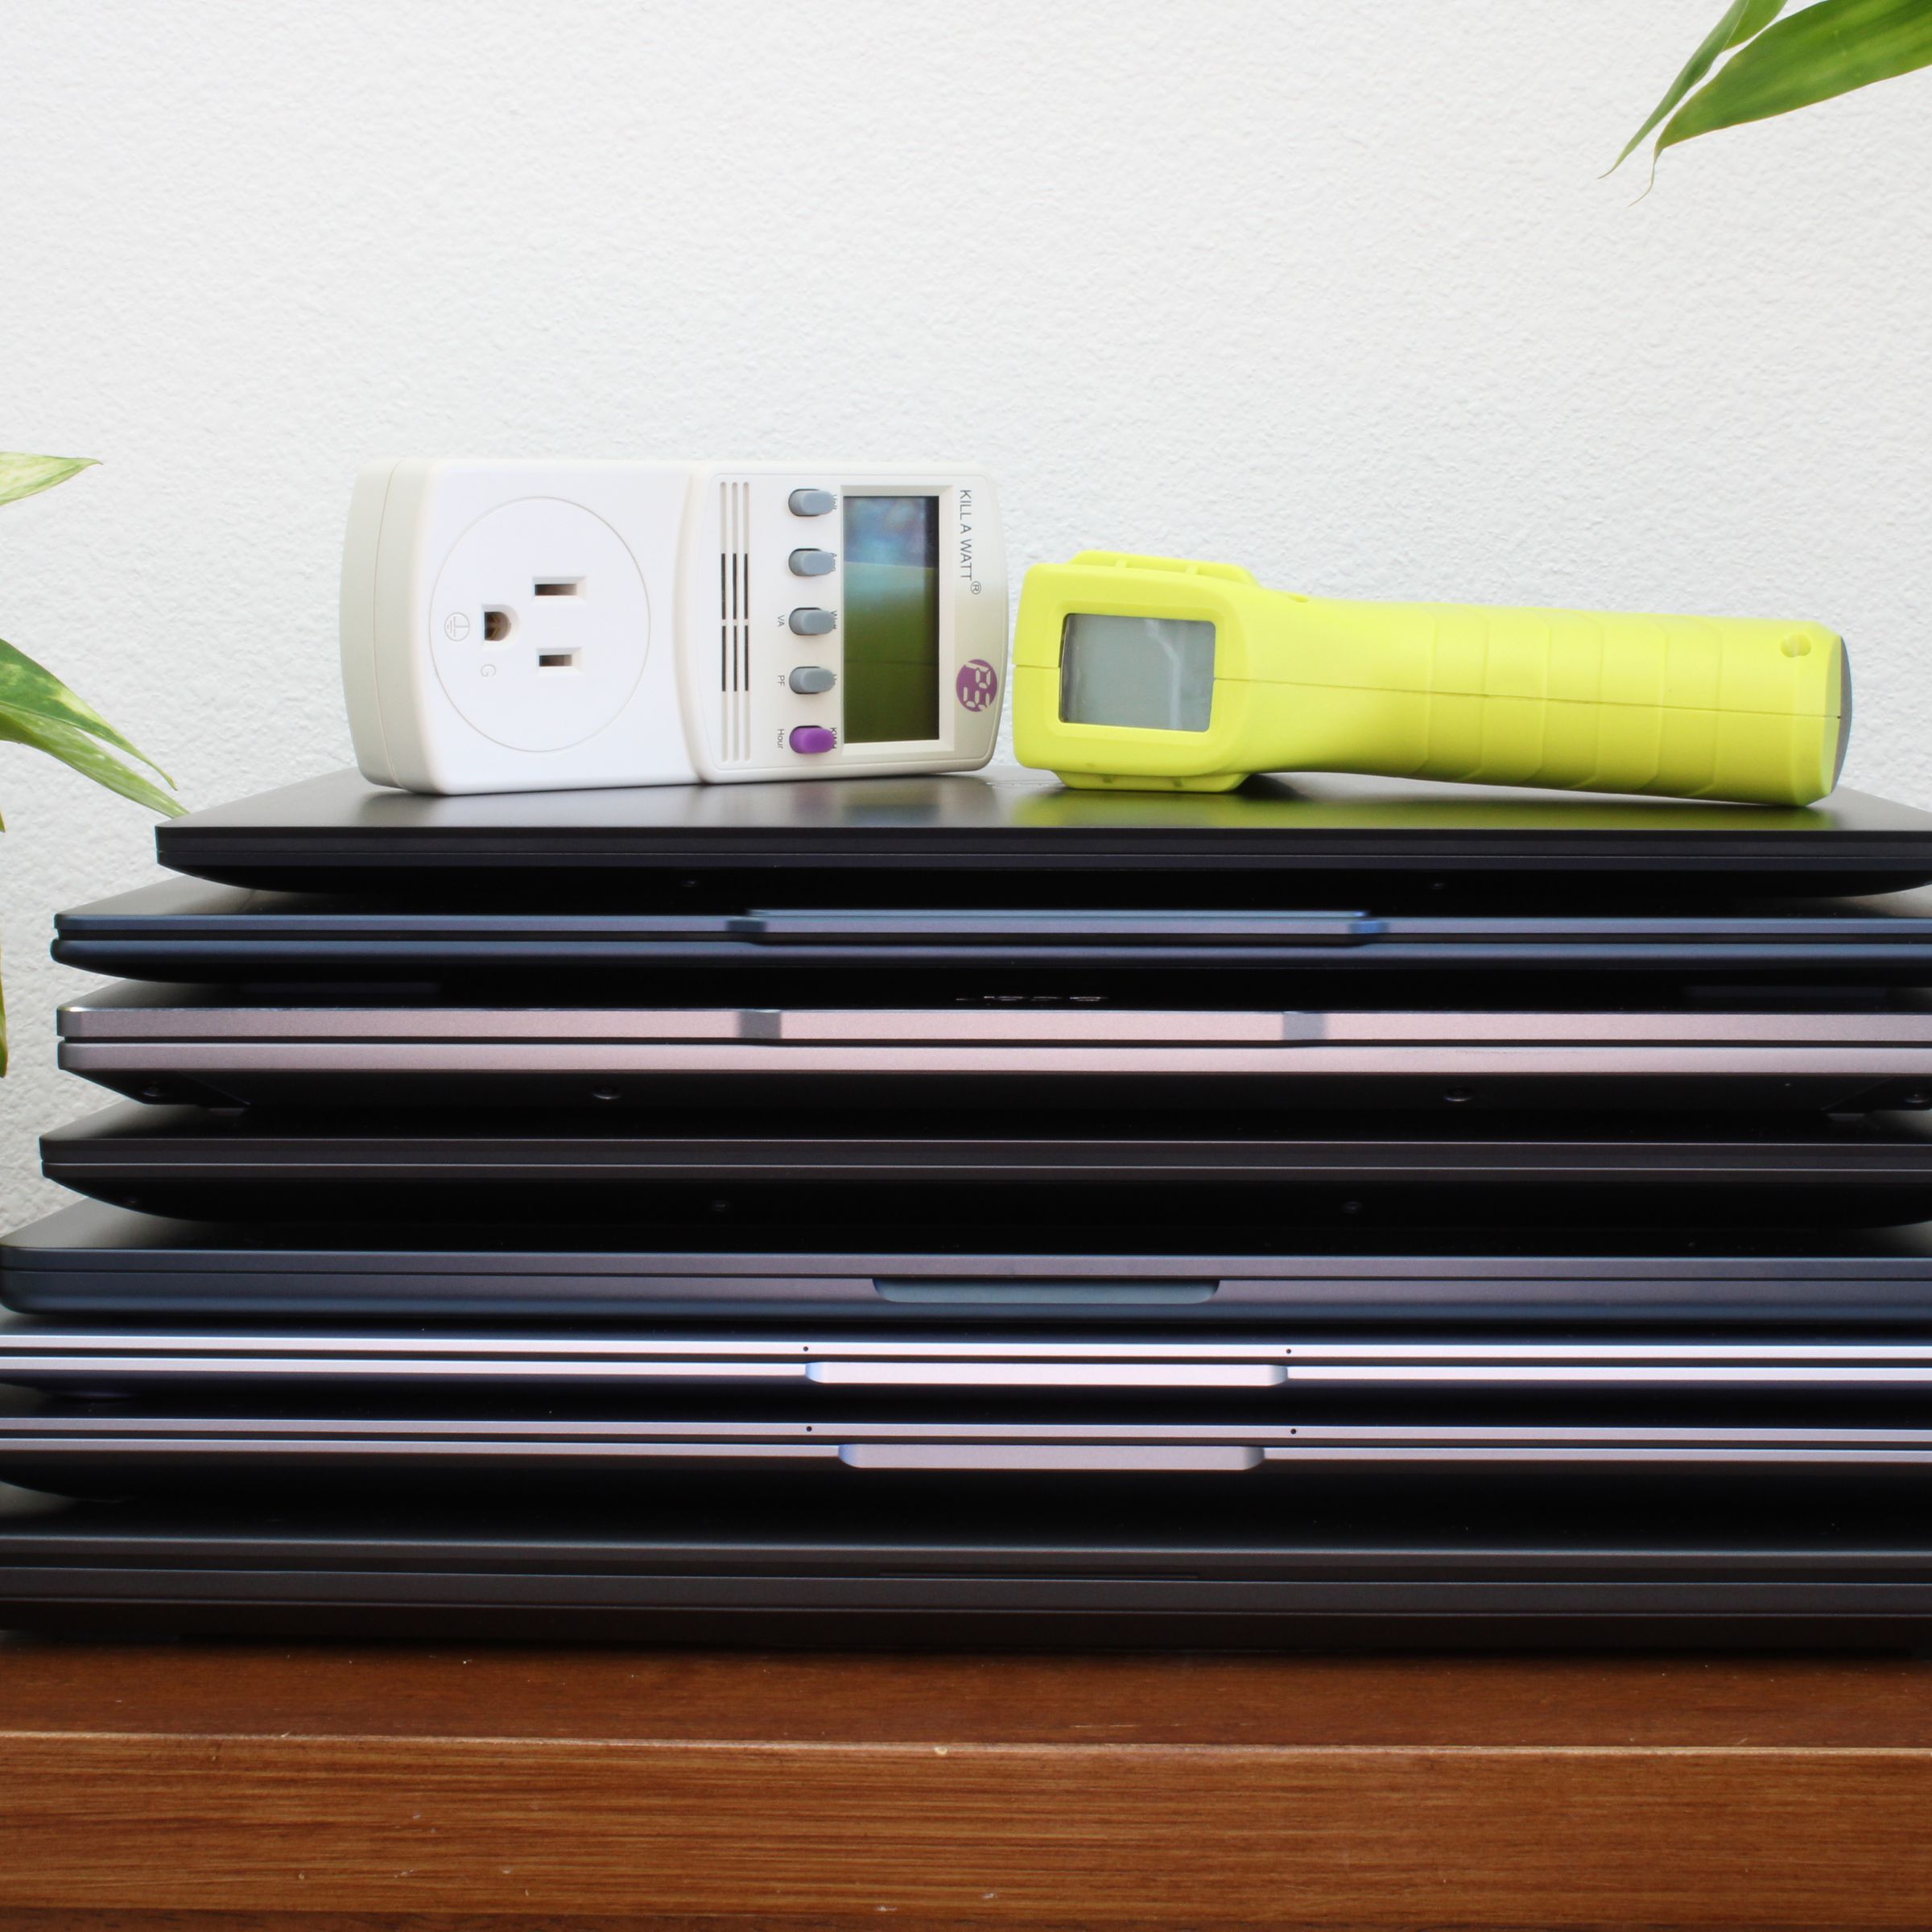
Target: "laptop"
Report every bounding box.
[154,767,1932,894]
[45,1102,1932,1224]
[17,1198,1932,1323]
[54,877,1932,985]
[4,1482,1930,1645]
[8,1389,1932,1491]
[55,983,1932,1113]
[14,1310,1932,1396]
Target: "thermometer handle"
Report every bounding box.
[1284,597,1848,806]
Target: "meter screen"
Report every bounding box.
[1059,614,1216,732]
[844,496,940,742]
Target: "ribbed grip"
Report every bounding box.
[1287,600,1846,807]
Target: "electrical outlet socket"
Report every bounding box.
[342,460,697,793]
[427,499,644,752]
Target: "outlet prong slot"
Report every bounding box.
[534,578,584,597]
[481,609,513,642]
[537,649,580,671]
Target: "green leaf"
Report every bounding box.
[0,451,109,1075]
[1657,0,1932,156]
[1614,0,1789,169]
[0,707,184,817]
[0,634,173,781]
[0,453,97,509]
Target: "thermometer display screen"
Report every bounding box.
[1059,613,1216,732]
[844,496,940,742]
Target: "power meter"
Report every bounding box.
[342,460,1005,794]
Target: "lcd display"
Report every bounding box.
[1059,613,1216,732]
[843,496,940,742]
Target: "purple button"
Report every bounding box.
[790,725,837,754]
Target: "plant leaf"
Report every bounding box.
[1613,0,1789,169]
[0,453,97,509]
[0,450,109,1077]
[0,635,173,781]
[1657,0,1932,155]
[0,707,184,817]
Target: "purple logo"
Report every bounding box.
[956,658,1000,712]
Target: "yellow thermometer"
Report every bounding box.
[1013,553,1849,804]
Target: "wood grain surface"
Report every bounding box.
[8,1639,1932,1929]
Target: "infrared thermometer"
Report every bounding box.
[1012,552,1850,805]
[341,460,1005,795]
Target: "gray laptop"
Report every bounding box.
[19,1199,1932,1322]
[56,983,1932,1113]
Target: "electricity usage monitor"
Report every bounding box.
[1013,552,1851,806]
[341,460,1006,794]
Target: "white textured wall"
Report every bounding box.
[3,2,1930,1225]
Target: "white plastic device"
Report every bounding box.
[341,460,1006,794]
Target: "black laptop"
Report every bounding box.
[4,1482,1932,1646]
[42,1103,1932,1224]
[153,767,1932,893]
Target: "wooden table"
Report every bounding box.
[6,1639,1932,1928]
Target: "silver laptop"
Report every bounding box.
[19,1321,1932,1398]
[14,1317,1932,1394]
[57,983,1932,1112]
[7,1400,1932,1485]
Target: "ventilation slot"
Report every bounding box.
[718,481,753,762]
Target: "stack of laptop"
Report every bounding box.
[10,767,1932,1643]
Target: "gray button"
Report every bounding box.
[788,607,836,636]
[788,488,836,516]
[789,665,836,694]
[789,548,836,577]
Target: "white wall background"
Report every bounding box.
[2,1,1930,1225]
